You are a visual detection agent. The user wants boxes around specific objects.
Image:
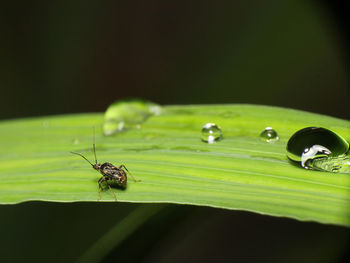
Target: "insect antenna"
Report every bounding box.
[70,151,95,167]
[93,127,98,165]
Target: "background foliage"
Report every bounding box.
[0,0,349,262]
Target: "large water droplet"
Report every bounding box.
[260,127,279,142]
[201,123,222,143]
[103,99,162,136]
[286,127,350,173]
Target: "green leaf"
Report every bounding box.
[0,104,349,226]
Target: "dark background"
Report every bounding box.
[0,1,349,262]
[0,0,349,120]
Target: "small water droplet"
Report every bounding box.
[72,138,80,145]
[201,123,222,143]
[287,127,350,173]
[103,99,162,136]
[260,127,279,142]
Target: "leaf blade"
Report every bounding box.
[0,104,349,226]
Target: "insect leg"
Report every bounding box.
[98,177,105,201]
[98,177,117,201]
[119,164,140,182]
[106,182,117,201]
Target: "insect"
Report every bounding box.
[71,133,139,200]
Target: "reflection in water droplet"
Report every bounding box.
[260,127,279,142]
[201,123,222,143]
[287,127,350,173]
[300,144,331,168]
[103,99,162,136]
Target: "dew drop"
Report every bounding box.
[260,127,279,142]
[286,127,350,173]
[103,99,162,136]
[201,123,222,143]
[72,138,80,145]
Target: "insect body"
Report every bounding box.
[71,135,138,200]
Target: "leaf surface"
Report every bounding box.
[0,105,349,226]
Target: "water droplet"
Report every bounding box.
[201,123,222,143]
[260,127,279,142]
[103,99,162,136]
[72,138,80,145]
[287,127,350,173]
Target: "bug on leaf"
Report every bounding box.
[71,131,139,200]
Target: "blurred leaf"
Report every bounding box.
[76,204,165,263]
[0,105,349,226]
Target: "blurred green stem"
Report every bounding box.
[75,204,166,263]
